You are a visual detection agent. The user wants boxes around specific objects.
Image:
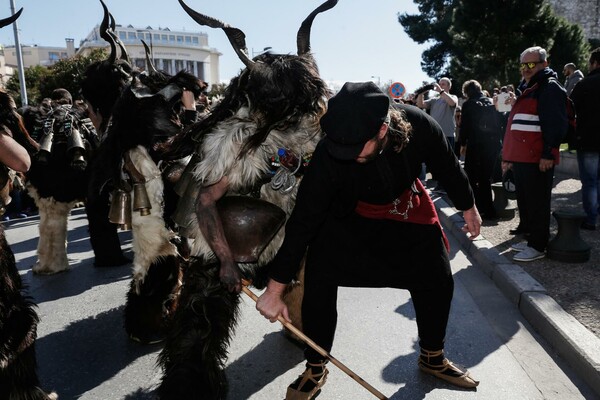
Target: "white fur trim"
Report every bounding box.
[127,146,178,286]
[189,108,323,264]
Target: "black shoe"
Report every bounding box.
[581,222,596,231]
[509,226,530,235]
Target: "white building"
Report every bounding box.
[77,24,221,87]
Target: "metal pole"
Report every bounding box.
[10,0,27,106]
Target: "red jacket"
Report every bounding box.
[502,70,567,164]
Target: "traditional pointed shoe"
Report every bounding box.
[418,349,479,389]
[286,361,329,400]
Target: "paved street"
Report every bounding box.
[4,207,597,399]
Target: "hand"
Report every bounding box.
[433,83,442,93]
[460,145,466,157]
[461,206,482,239]
[501,161,512,175]
[181,89,197,111]
[219,260,243,293]
[507,92,516,105]
[539,158,554,172]
[256,280,290,323]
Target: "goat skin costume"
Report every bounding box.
[174,105,323,265]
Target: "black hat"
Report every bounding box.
[322,81,390,160]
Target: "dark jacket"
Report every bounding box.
[502,68,567,164]
[570,68,600,151]
[268,104,474,284]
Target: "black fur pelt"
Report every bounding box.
[157,261,240,400]
[0,227,56,400]
[124,255,181,344]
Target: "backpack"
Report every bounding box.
[473,97,504,146]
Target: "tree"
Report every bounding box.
[398,0,458,80]
[6,48,107,106]
[400,0,591,93]
[5,65,51,106]
[40,49,107,101]
[549,18,590,82]
[450,0,558,91]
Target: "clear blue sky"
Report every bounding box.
[1,0,433,92]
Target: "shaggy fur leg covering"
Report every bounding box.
[157,262,240,400]
[282,261,305,341]
[0,228,58,400]
[125,255,181,344]
[31,196,74,275]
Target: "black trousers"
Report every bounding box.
[512,162,554,251]
[301,216,454,363]
[85,186,125,265]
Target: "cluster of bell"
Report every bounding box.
[36,118,87,168]
[108,179,153,230]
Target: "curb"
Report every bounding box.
[433,194,600,397]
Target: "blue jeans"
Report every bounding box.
[577,151,600,225]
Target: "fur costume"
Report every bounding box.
[157,1,337,398]
[122,146,181,343]
[0,227,57,400]
[26,105,100,275]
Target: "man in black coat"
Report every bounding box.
[256,82,481,399]
[570,47,600,230]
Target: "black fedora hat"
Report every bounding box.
[321,81,390,160]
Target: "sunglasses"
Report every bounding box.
[519,61,543,70]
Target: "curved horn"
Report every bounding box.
[108,12,130,63]
[99,0,117,64]
[178,0,254,69]
[0,8,23,29]
[141,40,158,74]
[297,0,338,55]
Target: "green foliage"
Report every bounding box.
[450,0,557,91]
[207,82,228,98]
[400,0,591,94]
[398,0,457,79]
[6,65,51,106]
[550,18,591,81]
[6,48,106,106]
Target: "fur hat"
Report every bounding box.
[321,81,390,160]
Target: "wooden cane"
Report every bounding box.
[241,279,389,400]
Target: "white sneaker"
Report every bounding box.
[513,246,545,262]
[509,242,528,252]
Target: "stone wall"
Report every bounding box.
[549,0,600,40]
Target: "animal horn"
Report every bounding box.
[99,0,117,64]
[109,12,130,63]
[141,40,158,73]
[178,0,255,69]
[0,7,23,29]
[297,0,338,55]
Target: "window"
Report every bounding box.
[163,59,172,74]
[161,34,168,41]
[119,31,127,40]
[128,32,136,40]
[185,36,191,43]
[48,52,60,61]
[192,37,199,44]
[169,35,175,42]
[154,33,160,41]
[176,35,183,43]
[196,61,205,80]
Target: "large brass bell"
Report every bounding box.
[37,131,53,163]
[132,182,152,216]
[67,128,86,168]
[109,188,132,230]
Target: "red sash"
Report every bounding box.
[354,179,449,252]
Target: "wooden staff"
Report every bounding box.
[241,279,389,400]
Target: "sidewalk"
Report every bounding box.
[430,151,600,397]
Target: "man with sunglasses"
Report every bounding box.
[501,46,569,262]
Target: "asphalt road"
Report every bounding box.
[4,207,597,399]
